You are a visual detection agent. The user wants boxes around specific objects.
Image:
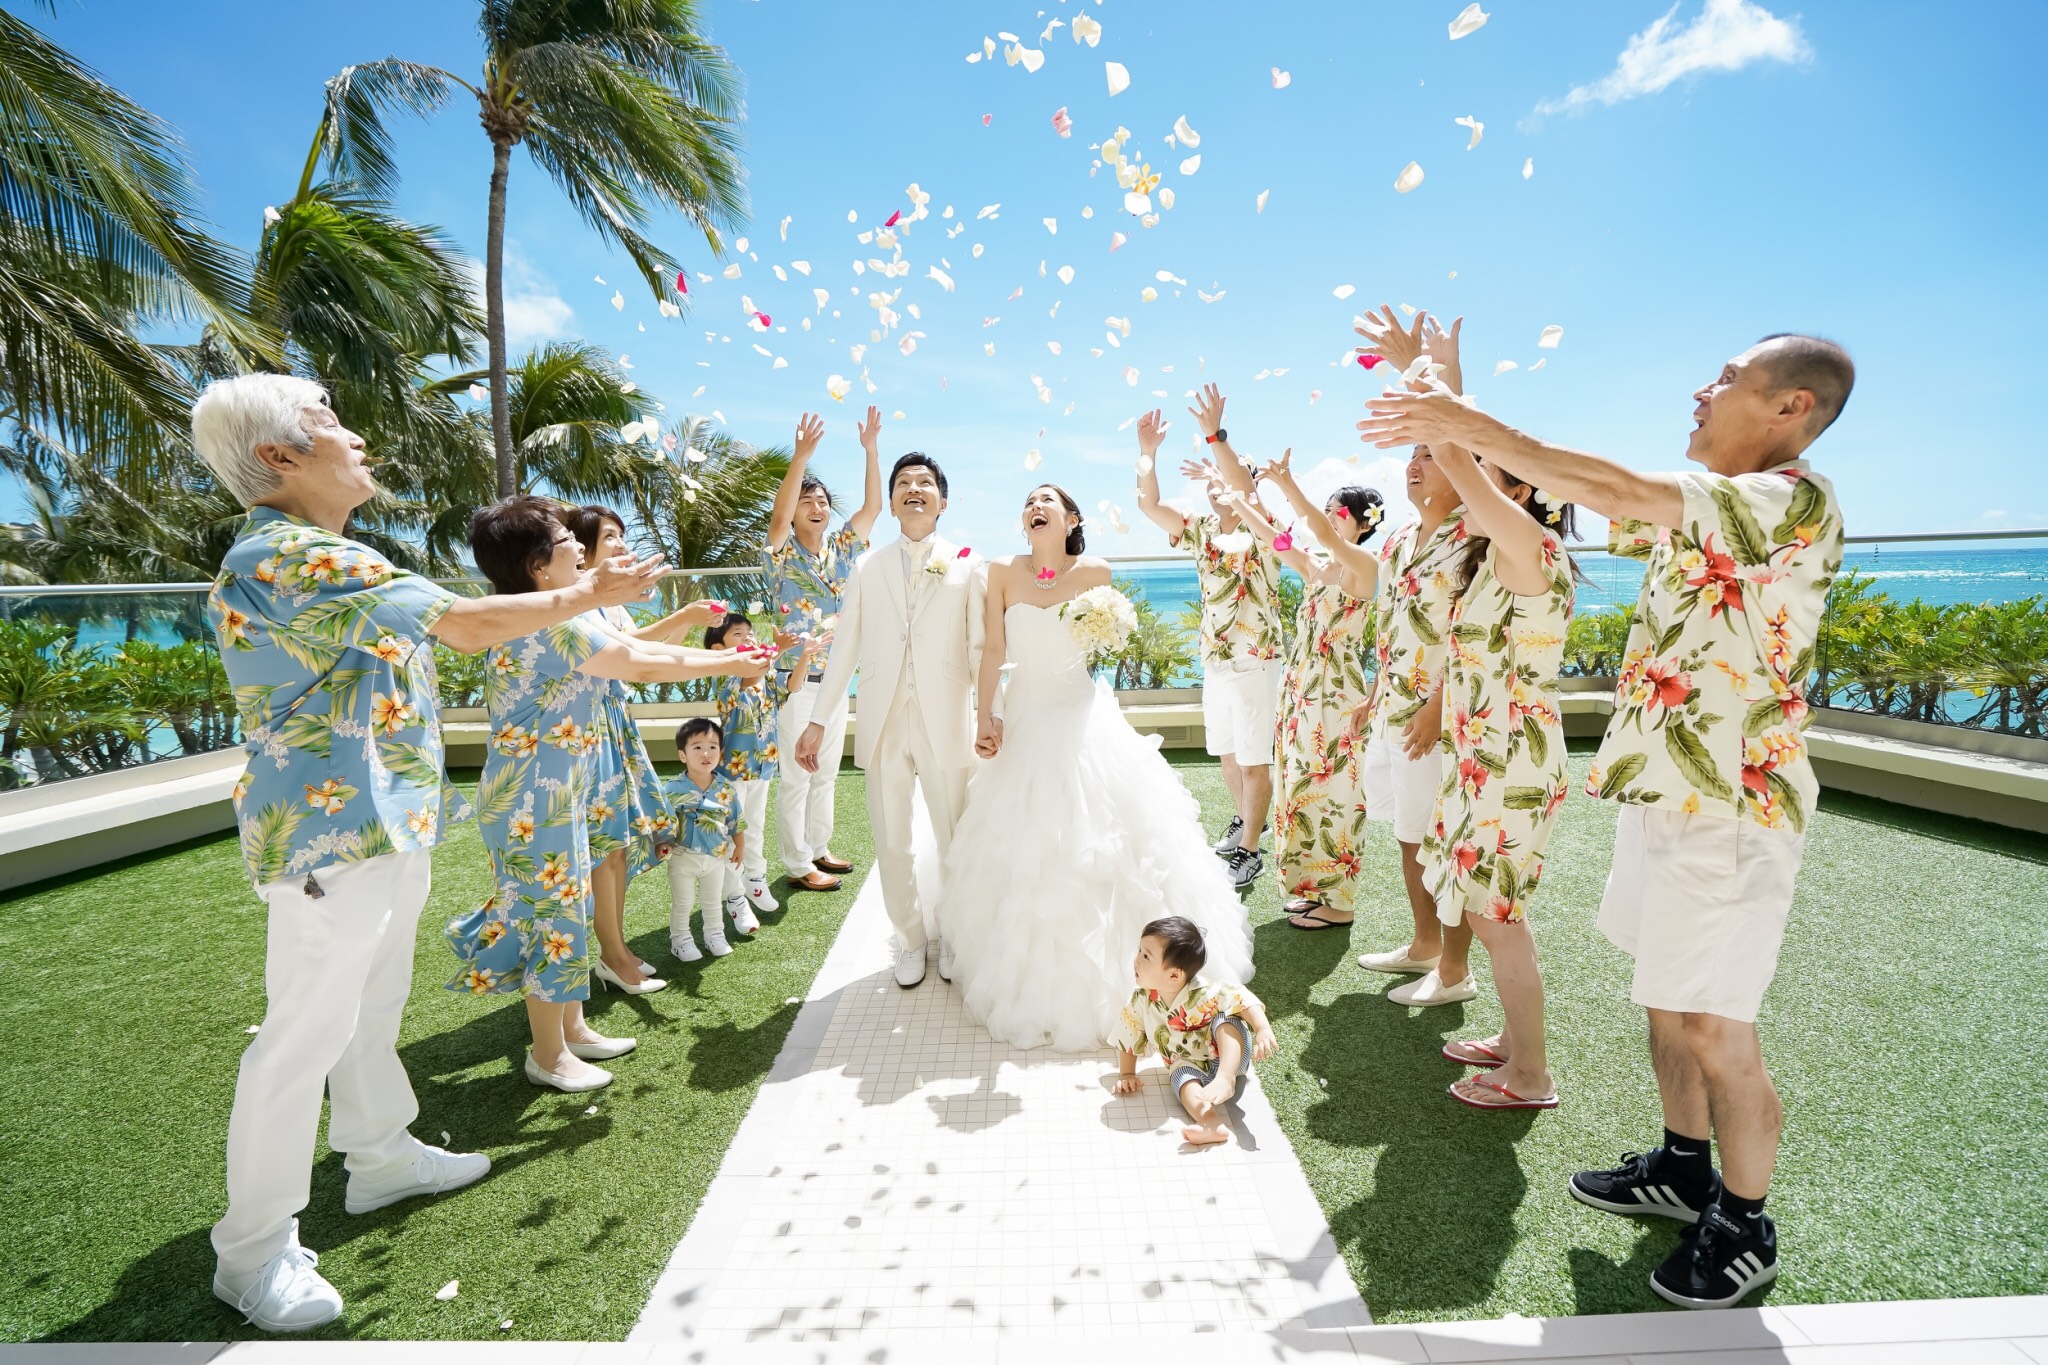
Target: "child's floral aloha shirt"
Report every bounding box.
[209,507,470,888]
[767,525,866,673]
[1177,513,1284,664]
[663,768,746,859]
[1112,978,1262,1066]
[1423,534,1575,925]
[1589,463,1843,833]
[585,606,673,875]
[1364,511,1468,733]
[444,617,609,1003]
[712,673,796,781]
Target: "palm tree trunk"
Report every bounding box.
[485,139,516,498]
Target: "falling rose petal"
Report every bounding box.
[982,113,993,126]
[1255,189,1270,213]
[1123,192,1151,215]
[1448,3,1490,40]
[610,290,624,311]
[1156,270,1186,285]
[1394,161,1425,193]
[1333,284,1356,300]
[883,211,901,228]
[826,374,853,401]
[1073,13,1101,45]
[1057,265,1075,285]
[1025,448,1043,471]
[1197,289,1225,303]
[735,236,749,254]
[1537,325,1564,349]
[928,265,955,292]
[1309,389,1323,404]
[722,263,741,279]
[1271,67,1291,89]
[1109,231,1127,252]
[1493,360,1519,376]
[1272,530,1294,552]
[791,260,810,275]
[467,383,488,401]
[957,546,972,558]
[674,272,689,294]
[1522,157,1534,179]
[593,274,605,285]
[1158,187,1176,211]
[1140,286,1158,303]
[1173,115,1201,148]
[899,336,917,356]
[755,312,772,329]
[1047,341,1062,355]
[436,1281,459,1302]
[1043,217,1058,235]
[1179,154,1201,176]
[1051,107,1073,138]
[1455,115,1484,149]
[1528,358,1547,371]
[1357,354,1382,370]
[1123,366,1140,386]
[1105,61,1130,96]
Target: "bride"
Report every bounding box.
[937,482,1254,1051]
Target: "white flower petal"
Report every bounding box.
[1123,191,1151,215]
[1394,161,1425,193]
[1173,115,1201,148]
[1529,358,1547,371]
[1043,217,1058,235]
[1179,154,1201,176]
[1522,157,1534,179]
[1105,61,1130,97]
[1537,325,1564,349]
[1255,189,1270,213]
[1140,286,1158,302]
[722,263,741,279]
[467,383,488,401]
[1046,341,1061,355]
[436,1281,459,1301]
[1455,115,1484,150]
[1057,265,1075,285]
[1122,365,1140,386]
[1073,14,1101,46]
[1197,289,1225,303]
[1333,284,1356,300]
[1110,231,1128,251]
[826,374,853,401]
[1158,187,1176,210]
[1494,359,1519,375]
[1448,4,1490,40]
[928,265,955,292]
[1271,67,1291,89]
[610,290,624,311]
[1025,448,1043,471]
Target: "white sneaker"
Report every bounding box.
[937,939,955,982]
[703,928,733,958]
[213,1243,343,1333]
[728,896,761,936]
[893,943,927,988]
[1357,946,1441,975]
[344,1143,491,1214]
[1387,968,1479,1007]
[745,878,779,914]
[670,934,704,963]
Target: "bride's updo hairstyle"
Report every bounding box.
[1329,486,1387,545]
[1029,483,1087,555]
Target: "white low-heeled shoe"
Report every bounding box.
[524,1051,613,1092]
[1388,968,1479,1007]
[594,959,667,995]
[1357,946,1441,975]
[565,1033,637,1062]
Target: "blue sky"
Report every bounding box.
[28,0,2048,556]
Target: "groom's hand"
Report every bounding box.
[974,716,1003,758]
[795,722,825,773]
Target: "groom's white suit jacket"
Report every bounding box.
[808,534,987,770]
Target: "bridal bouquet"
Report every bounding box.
[1058,585,1139,664]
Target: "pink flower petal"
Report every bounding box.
[1357,354,1382,370]
[884,210,901,228]
[675,273,688,295]
[957,546,972,558]
[982,113,993,126]
[1272,531,1294,552]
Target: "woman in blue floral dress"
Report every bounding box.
[447,497,768,1094]
[566,506,727,993]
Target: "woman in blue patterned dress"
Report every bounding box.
[566,505,727,994]
[447,497,769,1094]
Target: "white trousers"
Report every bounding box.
[669,848,734,947]
[777,684,845,875]
[212,849,432,1277]
[867,683,969,951]
[723,778,773,895]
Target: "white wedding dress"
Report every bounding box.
[937,600,1255,1051]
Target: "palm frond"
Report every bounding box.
[316,59,459,200]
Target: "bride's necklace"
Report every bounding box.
[1030,552,1073,589]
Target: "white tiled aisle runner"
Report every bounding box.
[630,870,1369,1345]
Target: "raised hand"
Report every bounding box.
[1135,408,1169,456]
[589,551,667,606]
[1179,457,1221,487]
[1355,304,1427,373]
[1187,382,1227,436]
[1256,447,1295,486]
[1357,389,1484,450]
[857,405,883,452]
[793,411,825,464]
[1421,313,1464,371]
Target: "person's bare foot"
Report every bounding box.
[1443,1036,1510,1068]
[1181,1121,1230,1146]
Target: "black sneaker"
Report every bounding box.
[1650,1203,1778,1309]
[1211,816,1245,855]
[1568,1150,1719,1224]
[1225,846,1263,890]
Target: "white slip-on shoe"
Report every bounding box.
[670,935,703,964]
[524,1051,613,1092]
[213,1244,343,1333]
[745,879,779,914]
[1388,968,1479,1007]
[937,939,955,982]
[1357,946,1441,975]
[566,1033,637,1062]
[893,943,927,988]
[344,1143,491,1215]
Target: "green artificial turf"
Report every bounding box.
[0,763,872,1343]
[1167,747,2048,1322]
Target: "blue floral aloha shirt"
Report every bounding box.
[584,606,673,875]
[766,524,866,673]
[663,768,746,859]
[209,507,470,889]
[712,674,795,781]
[445,617,609,1003]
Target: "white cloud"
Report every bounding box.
[1536,0,1811,116]
[466,246,577,348]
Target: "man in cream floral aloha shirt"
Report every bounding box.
[1361,334,1855,1312]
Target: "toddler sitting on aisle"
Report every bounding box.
[664,717,747,962]
[1110,916,1277,1146]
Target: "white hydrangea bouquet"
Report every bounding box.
[1058,585,1139,664]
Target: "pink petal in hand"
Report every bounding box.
[1357,354,1382,370]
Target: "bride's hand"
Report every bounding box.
[974,716,1003,757]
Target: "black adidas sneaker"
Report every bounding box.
[1568,1150,1719,1224]
[1651,1203,1779,1309]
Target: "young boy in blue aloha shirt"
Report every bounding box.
[1111,916,1278,1146]
[664,718,747,962]
[705,610,817,927]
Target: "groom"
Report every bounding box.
[796,452,989,987]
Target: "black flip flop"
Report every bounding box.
[1287,908,1355,931]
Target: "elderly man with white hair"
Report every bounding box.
[194,373,665,1332]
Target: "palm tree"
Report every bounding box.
[321,3,748,497]
[0,5,264,480]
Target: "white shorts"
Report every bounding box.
[1598,805,1807,1024]
[1202,658,1283,766]
[1361,727,1442,845]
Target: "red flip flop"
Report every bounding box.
[1450,1075,1559,1110]
[1442,1040,1509,1069]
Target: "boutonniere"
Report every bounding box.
[922,558,949,579]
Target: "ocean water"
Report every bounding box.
[1109,544,2048,621]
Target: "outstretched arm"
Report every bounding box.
[431,553,667,653]
[1188,383,1256,500]
[848,406,885,540]
[1429,442,1550,595]
[1258,451,1381,586]
[766,412,826,551]
[580,639,771,685]
[1133,409,1187,541]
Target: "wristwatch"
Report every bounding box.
[1204,428,1228,445]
